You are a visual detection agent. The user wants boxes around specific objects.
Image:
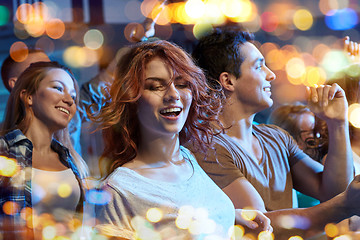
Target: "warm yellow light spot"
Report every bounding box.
[304,67,327,87]
[286,58,306,79]
[221,0,242,18]
[84,29,104,50]
[229,225,244,239]
[9,41,28,62]
[146,208,163,223]
[293,9,313,31]
[258,231,274,240]
[240,208,257,221]
[25,17,46,37]
[325,223,339,237]
[58,183,72,198]
[312,44,330,63]
[289,236,303,240]
[150,4,171,25]
[42,225,56,240]
[228,1,254,22]
[266,49,285,71]
[2,201,19,215]
[0,157,19,177]
[176,205,194,229]
[46,18,65,39]
[185,0,205,19]
[63,46,86,68]
[349,104,360,128]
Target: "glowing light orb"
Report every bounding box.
[9,41,29,62]
[0,157,19,177]
[286,58,306,79]
[58,183,72,198]
[46,18,65,39]
[260,12,279,32]
[325,8,358,30]
[185,0,205,19]
[84,29,104,50]
[3,201,19,215]
[229,225,245,239]
[42,225,56,239]
[293,9,313,31]
[349,104,360,128]
[146,208,163,223]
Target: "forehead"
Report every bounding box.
[41,68,75,90]
[239,42,263,64]
[145,57,172,77]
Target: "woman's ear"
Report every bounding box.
[20,90,33,106]
[219,72,236,92]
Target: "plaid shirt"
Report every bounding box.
[0,129,85,239]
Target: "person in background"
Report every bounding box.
[91,40,271,239]
[268,104,328,164]
[268,104,328,208]
[191,27,358,239]
[0,61,89,239]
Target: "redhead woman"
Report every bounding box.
[92,40,271,239]
[0,61,88,239]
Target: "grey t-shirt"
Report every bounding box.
[194,124,308,211]
[95,146,235,239]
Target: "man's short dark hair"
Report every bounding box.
[192,27,254,88]
[1,49,46,91]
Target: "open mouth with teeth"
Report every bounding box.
[56,107,70,115]
[160,107,182,117]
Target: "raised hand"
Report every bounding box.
[343,36,360,63]
[306,83,348,123]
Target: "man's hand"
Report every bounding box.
[306,83,348,123]
[235,209,272,233]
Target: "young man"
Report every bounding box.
[192,27,359,238]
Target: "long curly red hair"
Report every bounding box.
[90,40,223,177]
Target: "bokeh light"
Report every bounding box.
[240,209,256,221]
[229,225,245,239]
[0,5,10,26]
[0,156,20,177]
[258,231,274,240]
[325,8,358,30]
[193,23,213,40]
[16,4,34,24]
[261,11,279,32]
[42,225,57,239]
[320,50,350,76]
[293,9,313,31]
[36,37,55,54]
[289,236,303,240]
[45,18,65,39]
[58,183,72,198]
[348,104,360,128]
[325,223,339,237]
[124,0,143,21]
[286,57,306,79]
[146,208,163,223]
[3,201,19,215]
[84,29,104,50]
[185,0,205,19]
[124,22,144,42]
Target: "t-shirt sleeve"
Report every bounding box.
[95,184,135,239]
[194,142,244,189]
[267,124,309,167]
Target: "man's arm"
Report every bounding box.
[224,176,360,239]
[292,84,353,201]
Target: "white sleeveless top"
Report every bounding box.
[31,168,81,223]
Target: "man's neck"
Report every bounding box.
[220,98,256,142]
